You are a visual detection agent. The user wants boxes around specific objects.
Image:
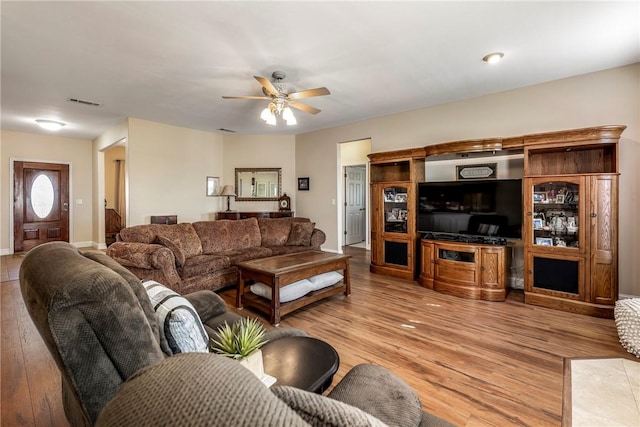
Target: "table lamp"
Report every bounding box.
[220,185,236,212]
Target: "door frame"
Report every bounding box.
[343,164,368,246]
[9,158,73,254]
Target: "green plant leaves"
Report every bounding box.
[210,318,268,359]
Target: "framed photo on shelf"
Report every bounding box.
[535,237,553,246]
[395,193,408,203]
[555,194,565,204]
[384,190,396,202]
[298,177,310,191]
[533,218,544,229]
[533,192,547,203]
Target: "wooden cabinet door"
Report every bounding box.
[370,183,382,264]
[589,175,618,305]
[480,247,504,289]
[420,240,435,287]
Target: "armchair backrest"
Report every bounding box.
[19,242,166,426]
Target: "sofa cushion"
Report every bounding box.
[142,280,209,355]
[178,254,231,280]
[259,218,296,246]
[194,218,262,254]
[118,224,157,244]
[155,235,186,267]
[217,247,273,265]
[251,279,314,303]
[155,223,203,259]
[271,385,387,427]
[327,363,423,427]
[287,222,315,246]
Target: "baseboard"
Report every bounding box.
[0,248,11,256]
[619,293,640,299]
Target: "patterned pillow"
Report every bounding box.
[286,222,315,246]
[142,280,209,355]
[155,235,186,267]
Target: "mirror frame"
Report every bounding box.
[235,167,282,201]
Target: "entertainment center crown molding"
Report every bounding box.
[368,125,626,318]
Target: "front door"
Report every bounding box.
[344,165,366,245]
[14,161,70,252]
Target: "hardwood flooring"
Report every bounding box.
[1,247,633,426]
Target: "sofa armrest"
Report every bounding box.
[182,290,228,323]
[310,228,326,248]
[106,242,181,289]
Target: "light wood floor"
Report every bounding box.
[1,247,633,427]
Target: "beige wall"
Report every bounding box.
[1,130,93,253]
[126,118,224,224]
[222,134,296,212]
[297,64,640,296]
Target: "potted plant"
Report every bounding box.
[210,317,268,378]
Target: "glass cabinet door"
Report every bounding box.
[383,185,408,233]
[531,179,581,249]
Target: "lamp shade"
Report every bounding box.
[220,185,236,197]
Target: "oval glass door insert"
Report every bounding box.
[31,174,55,218]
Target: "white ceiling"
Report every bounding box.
[2,1,639,140]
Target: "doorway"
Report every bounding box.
[344,165,366,246]
[13,161,70,252]
[104,143,126,246]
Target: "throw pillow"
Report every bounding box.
[271,385,388,427]
[155,236,186,267]
[250,279,313,303]
[287,222,315,246]
[308,271,344,291]
[142,280,209,355]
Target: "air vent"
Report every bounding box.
[67,98,101,107]
[218,128,236,133]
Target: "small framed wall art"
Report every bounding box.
[206,176,220,196]
[298,177,310,191]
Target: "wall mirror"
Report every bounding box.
[235,168,282,201]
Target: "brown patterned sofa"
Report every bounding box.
[106,217,325,294]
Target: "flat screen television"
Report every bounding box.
[417,179,522,239]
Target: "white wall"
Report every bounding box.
[222,134,296,212]
[297,64,640,296]
[127,118,224,224]
[1,130,93,253]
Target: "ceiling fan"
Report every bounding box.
[222,71,330,126]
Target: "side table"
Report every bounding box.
[262,336,339,394]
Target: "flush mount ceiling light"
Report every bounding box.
[482,52,504,64]
[35,119,66,131]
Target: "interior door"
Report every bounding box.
[345,165,366,245]
[14,161,70,252]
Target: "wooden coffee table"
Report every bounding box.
[236,251,351,325]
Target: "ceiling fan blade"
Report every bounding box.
[289,101,321,115]
[288,87,330,99]
[222,95,270,100]
[254,76,279,96]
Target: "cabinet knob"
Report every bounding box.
[590,213,597,218]
[527,269,532,274]
[480,266,485,271]
[526,211,532,216]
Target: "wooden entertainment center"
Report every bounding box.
[369,125,626,318]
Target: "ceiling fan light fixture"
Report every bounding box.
[482,52,504,64]
[283,107,297,125]
[35,119,66,131]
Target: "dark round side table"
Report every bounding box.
[261,336,340,394]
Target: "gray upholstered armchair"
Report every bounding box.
[19,242,303,426]
[20,242,452,427]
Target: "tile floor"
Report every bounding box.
[569,357,640,426]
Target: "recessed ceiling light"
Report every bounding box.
[482,52,504,64]
[35,119,66,131]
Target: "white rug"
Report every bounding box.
[564,357,640,426]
